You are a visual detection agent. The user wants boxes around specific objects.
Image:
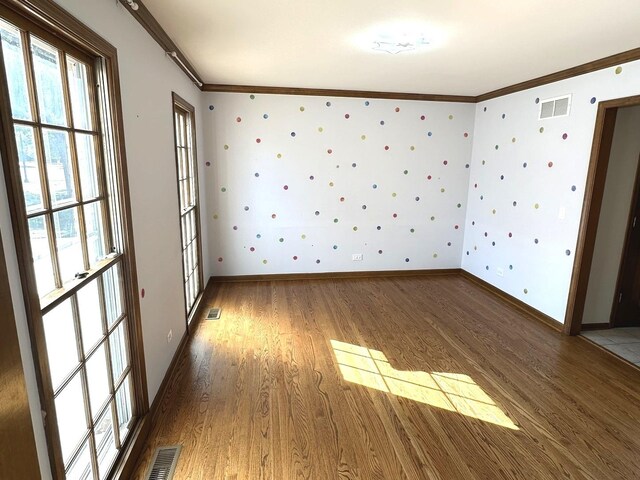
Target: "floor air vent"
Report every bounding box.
[146,445,181,480]
[207,307,221,320]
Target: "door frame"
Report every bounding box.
[564,94,640,335]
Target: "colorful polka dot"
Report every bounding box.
[615,66,623,74]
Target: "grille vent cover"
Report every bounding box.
[207,307,221,320]
[146,445,181,480]
[539,94,572,119]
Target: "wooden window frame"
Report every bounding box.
[172,92,204,327]
[0,1,148,478]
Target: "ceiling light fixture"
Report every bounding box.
[372,33,430,54]
[125,0,139,11]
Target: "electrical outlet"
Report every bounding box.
[496,267,504,277]
[352,253,363,261]
[167,329,173,344]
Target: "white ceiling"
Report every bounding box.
[143,0,640,96]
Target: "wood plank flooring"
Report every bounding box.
[131,275,640,479]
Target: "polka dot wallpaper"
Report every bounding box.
[200,59,640,324]
[463,59,640,322]
[203,94,475,276]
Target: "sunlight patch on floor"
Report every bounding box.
[330,339,519,430]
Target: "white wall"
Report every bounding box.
[582,106,640,324]
[202,93,475,275]
[463,59,640,322]
[2,1,211,476]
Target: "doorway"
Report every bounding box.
[565,95,640,365]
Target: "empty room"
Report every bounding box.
[2,0,640,479]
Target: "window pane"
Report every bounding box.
[180,216,187,249]
[43,129,75,206]
[66,57,92,130]
[43,299,78,390]
[14,125,44,213]
[30,36,67,126]
[55,372,86,465]
[110,320,128,384]
[77,279,103,354]
[76,133,99,199]
[0,20,32,121]
[54,207,84,283]
[115,376,132,444]
[28,216,55,296]
[189,209,196,240]
[86,343,110,420]
[103,263,123,327]
[94,405,117,480]
[85,201,105,265]
[65,439,93,480]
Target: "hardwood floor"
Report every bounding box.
[131,275,640,479]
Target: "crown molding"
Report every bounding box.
[200,83,477,103]
[476,47,640,102]
[118,0,203,86]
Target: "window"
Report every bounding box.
[0,6,144,479]
[172,93,203,322]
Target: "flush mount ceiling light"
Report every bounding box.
[372,33,430,54]
[352,22,441,55]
